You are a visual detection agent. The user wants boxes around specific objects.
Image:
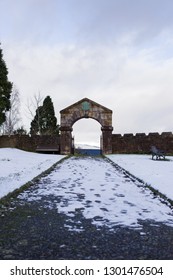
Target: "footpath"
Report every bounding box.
[0,156,173,259]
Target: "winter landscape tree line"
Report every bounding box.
[0,44,59,136]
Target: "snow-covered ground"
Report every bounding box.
[18,156,173,230]
[107,154,173,201]
[1,149,173,230]
[0,148,65,199]
[1,149,173,205]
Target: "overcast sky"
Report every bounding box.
[1,0,173,145]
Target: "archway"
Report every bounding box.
[60,98,113,154]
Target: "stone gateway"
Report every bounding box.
[1,97,172,155]
[60,98,113,154]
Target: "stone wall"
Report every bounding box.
[0,135,60,153]
[112,132,173,154]
[1,132,173,155]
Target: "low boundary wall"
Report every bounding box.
[112,132,173,154]
[0,132,173,155]
[0,135,60,153]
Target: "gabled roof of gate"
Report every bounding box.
[60,97,112,113]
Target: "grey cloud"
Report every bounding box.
[68,0,173,45]
[1,0,173,46]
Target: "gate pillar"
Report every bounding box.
[60,126,73,155]
[101,126,113,154]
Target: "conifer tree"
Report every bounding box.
[30,106,43,135]
[0,44,13,126]
[30,96,59,135]
[41,96,58,135]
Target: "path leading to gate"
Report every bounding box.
[0,156,173,259]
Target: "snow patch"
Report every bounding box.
[0,148,65,198]
[18,157,173,230]
[107,154,173,201]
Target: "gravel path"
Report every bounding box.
[0,156,173,259]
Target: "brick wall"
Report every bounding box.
[1,132,173,155]
[0,135,60,152]
[112,132,173,154]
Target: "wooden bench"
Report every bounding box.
[36,145,59,154]
[150,146,165,160]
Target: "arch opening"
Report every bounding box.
[72,118,102,155]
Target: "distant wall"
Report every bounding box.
[112,132,173,154]
[0,135,60,152]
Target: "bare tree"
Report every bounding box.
[26,92,43,135]
[1,85,21,135]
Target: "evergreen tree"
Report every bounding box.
[41,96,58,135]
[30,96,59,135]
[30,106,43,135]
[0,44,13,126]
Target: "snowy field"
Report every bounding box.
[0,148,65,199]
[0,148,173,204]
[75,143,100,149]
[107,154,173,201]
[18,156,173,230]
[1,148,173,230]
